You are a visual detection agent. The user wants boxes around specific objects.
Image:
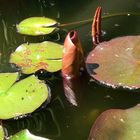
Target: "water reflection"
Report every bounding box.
[4,99,64,139]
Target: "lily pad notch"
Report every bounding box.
[0,72,49,119]
[86,7,140,90]
[17,17,58,36]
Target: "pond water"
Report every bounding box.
[0,0,140,139]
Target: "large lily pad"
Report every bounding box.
[86,35,140,89]
[17,17,57,36]
[0,73,49,119]
[88,105,140,140]
[9,129,50,140]
[10,41,63,74]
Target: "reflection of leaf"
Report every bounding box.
[10,41,63,74]
[0,73,49,119]
[9,129,50,140]
[88,105,140,140]
[86,36,140,89]
[5,106,63,138]
[17,17,57,36]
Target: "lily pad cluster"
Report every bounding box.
[0,17,63,120]
[11,17,63,74]
[0,17,62,140]
[4,17,63,117]
[17,15,140,140]
[0,17,63,117]
[1,9,140,139]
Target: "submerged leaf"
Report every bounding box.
[88,105,140,140]
[0,73,49,119]
[10,41,63,74]
[86,35,140,89]
[9,129,50,140]
[17,17,57,36]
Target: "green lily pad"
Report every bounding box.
[10,41,63,74]
[0,73,19,93]
[9,129,50,140]
[86,35,140,89]
[17,17,57,36]
[0,124,4,140]
[88,105,140,140]
[0,73,48,119]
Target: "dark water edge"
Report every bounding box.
[0,0,140,139]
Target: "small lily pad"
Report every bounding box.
[9,129,50,140]
[88,105,140,140]
[0,125,4,140]
[86,36,140,89]
[10,41,63,74]
[0,73,49,119]
[17,17,57,36]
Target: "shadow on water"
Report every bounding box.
[0,0,140,140]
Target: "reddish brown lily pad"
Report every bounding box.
[86,35,140,89]
[88,105,140,140]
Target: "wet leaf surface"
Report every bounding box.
[0,125,4,140]
[86,36,140,89]
[88,105,140,140]
[9,129,50,140]
[10,41,63,74]
[0,73,18,93]
[17,17,57,36]
[0,73,49,119]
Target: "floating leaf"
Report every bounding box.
[10,41,63,74]
[0,73,49,119]
[17,17,57,36]
[0,72,19,93]
[88,105,140,140]
[0,125,4,140]
[9,129,50,140]
[86,36,140,89]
